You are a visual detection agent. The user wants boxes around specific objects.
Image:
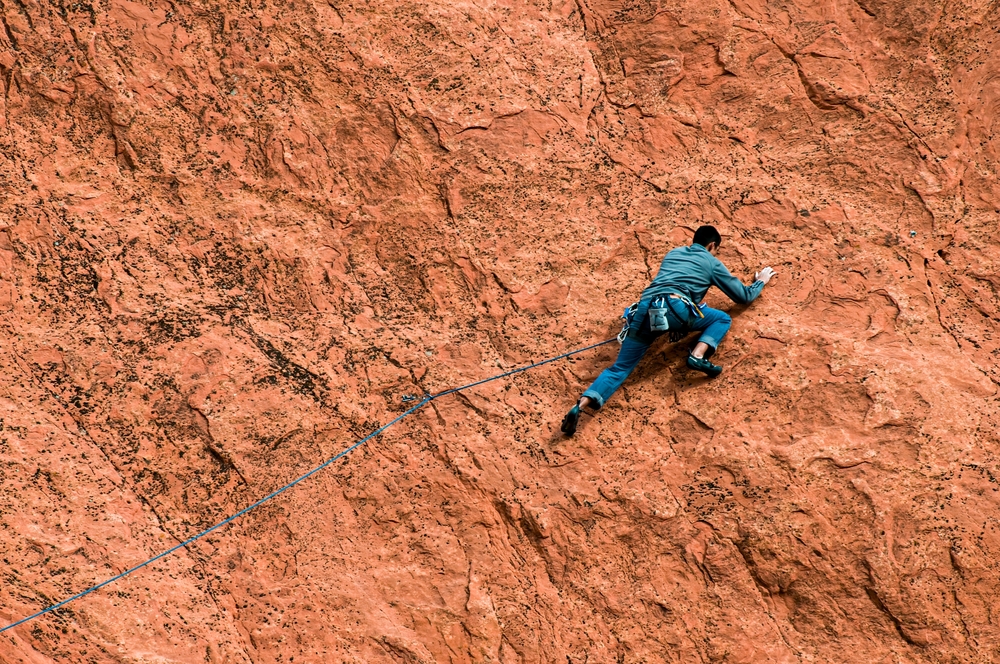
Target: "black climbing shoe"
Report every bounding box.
[687,354,723,377]
[561,405,581,436]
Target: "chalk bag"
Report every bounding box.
[648,296,671,333]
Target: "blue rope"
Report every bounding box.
[0,337,616,634]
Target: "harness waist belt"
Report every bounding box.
[666,292,705,319]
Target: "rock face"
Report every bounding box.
[0,0,999,661]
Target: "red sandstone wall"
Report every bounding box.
[1,0,999,661]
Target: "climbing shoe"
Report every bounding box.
[561,405,581,436]
[687,354,723,377]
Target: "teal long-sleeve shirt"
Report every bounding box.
[639,244,764,305]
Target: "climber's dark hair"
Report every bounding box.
[693,225,722,248]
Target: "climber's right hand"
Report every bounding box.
[756,267,776,285]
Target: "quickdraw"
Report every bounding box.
[617,302,639,343]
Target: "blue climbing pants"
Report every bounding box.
[582,302,732,408]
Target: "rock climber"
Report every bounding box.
[561,225,776,436]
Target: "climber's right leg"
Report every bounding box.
[685,306,731,377]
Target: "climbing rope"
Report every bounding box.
[0,337,617,634]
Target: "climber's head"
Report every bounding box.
[693,225,722,254]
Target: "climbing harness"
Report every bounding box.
[665,293,706,342]
[0,336,617,635]
[667,292,705,320]
[617,292,704,343]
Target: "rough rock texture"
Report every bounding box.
[1,0,999,661]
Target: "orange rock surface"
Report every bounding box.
[1,0,999,661]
